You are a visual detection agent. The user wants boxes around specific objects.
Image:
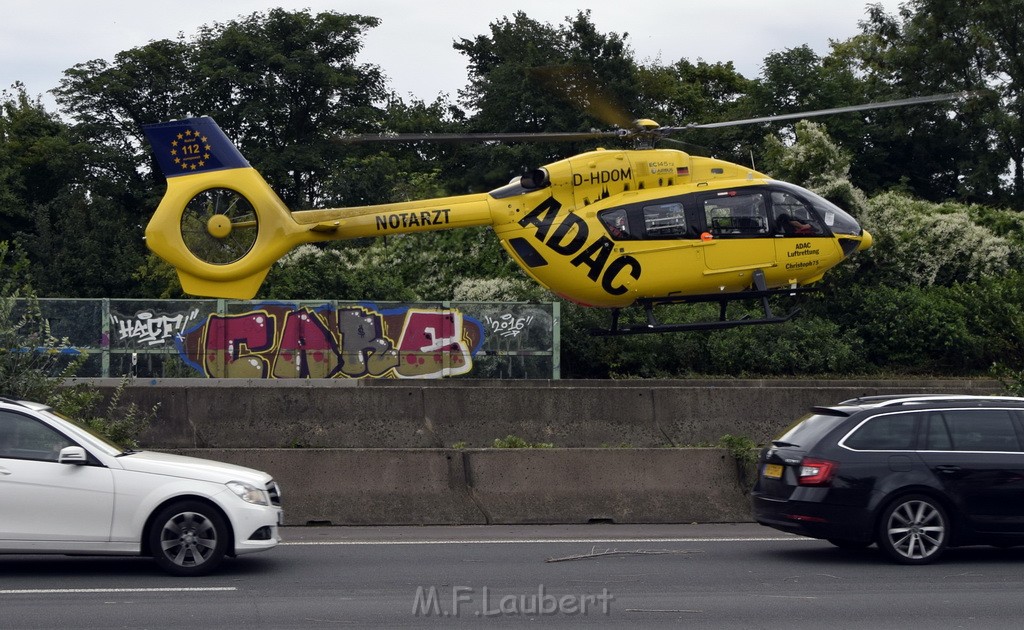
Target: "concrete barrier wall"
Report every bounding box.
[93,377,1002,449]
[171,448,752,526]
[105,378,999,525]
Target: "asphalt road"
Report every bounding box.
[2,523,1024,629]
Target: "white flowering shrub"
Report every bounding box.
[265,225,529,302]
[452,277,547,302]
[859,191,1015,286]
[811,175,869,217]
[279,243,347,265]
[761,121,1019,289]
[762,120,853,188]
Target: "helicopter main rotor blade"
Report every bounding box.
[335,130,624,144]
[666,92,971,131]
[333,92,974,146]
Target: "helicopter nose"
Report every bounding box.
[857,229,873,252]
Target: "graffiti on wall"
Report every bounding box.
[482,313,535,338]
[174,303,484,379]
[110,308,202,347]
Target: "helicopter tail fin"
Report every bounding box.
[143,117,250,178]
[142,117,300,299]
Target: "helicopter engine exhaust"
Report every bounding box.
[519,168,550,190]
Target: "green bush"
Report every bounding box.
[0,243,85,402]
[52,378,158,449]
[1,241,156,447]
[492,435,554,448]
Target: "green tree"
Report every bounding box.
[830,1,1011,202]
[450,10,641,192]
[189,9,387,208]
[0,88,76,242]
[631,58,758,163]
[457,10,637,134]
[55,37,193,184]
[31,191,150,297]
[46,10,397,299]
[1,242,156,445]
[747,45,872,165]
[55,11,389,209]
[0,86,149,297]
[259,242,418,302]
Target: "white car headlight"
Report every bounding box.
[226,481,269,506]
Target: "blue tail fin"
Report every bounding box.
[143,117,249,178]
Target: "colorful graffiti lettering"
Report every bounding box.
[175,303,484,379]
[110,308,201,347]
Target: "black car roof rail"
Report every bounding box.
[811,405,854,416]
[839,394,1024,407]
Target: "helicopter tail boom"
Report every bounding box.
[142,117,497,299]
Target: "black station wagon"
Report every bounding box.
[751,395,1024,564]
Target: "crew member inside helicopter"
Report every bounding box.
[771,189,825,236]
[775,212,815,236]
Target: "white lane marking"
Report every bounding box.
[282,536,802,546]
[0,587,237,595]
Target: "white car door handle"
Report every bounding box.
[0,466,10,475]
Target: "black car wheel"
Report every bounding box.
[877,495,949,565]
[149,501,229,576]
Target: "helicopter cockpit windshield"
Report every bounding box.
[773,181,862,237]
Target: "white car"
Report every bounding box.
[0,398,282,576]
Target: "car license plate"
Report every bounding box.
[763,463,784,479]
[278,511,285,526]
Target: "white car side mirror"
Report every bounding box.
[58,446,89,464]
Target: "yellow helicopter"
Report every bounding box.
[142,94,961,334]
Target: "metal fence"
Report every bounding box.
[30,298,560,380]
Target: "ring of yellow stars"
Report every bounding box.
[206,213,233,239]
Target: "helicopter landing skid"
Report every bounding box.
[597,271,817,335]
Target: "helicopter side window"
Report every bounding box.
[702,192,768,238]
[600,208,634,240]
[771,191,824,236]
[642,202,690,239]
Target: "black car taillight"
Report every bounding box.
[798,457,837,486]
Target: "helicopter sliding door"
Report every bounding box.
[697,189,776,280]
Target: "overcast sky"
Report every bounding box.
[2,1,905,114]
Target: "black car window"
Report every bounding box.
[940,409,1021,452]
[924,413,954,450]
[844,412,918,450]
[0,410,74,462]
[773,410,849,447]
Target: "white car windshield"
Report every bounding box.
[40,409,130,457]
